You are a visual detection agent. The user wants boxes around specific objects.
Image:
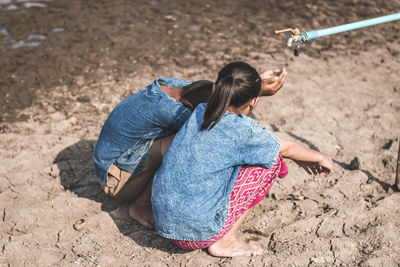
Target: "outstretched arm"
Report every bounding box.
[279,139,333,176]
[259,69,287,96]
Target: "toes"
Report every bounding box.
[209,240,263,257]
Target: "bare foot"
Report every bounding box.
[208,239,263,257]
[129,202,155,230]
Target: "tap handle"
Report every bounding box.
[275,28,300,35]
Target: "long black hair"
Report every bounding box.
[200,62,261,131]
[180,80,213,111]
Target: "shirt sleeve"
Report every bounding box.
[162,105,192,132]
[147,77,193,134]
[158,77,192,88]
[239,119,280,169]
[153,95,192,133]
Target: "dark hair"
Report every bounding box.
[200,62,261,131]
[180,80,213,111]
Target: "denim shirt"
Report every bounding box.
[151,103,280,241]
[93,77,192,185]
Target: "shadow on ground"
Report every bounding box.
[55,134,395,255]
[285,131,395,192]
[54,139,188,254]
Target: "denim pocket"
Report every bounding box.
[116,140,152,174]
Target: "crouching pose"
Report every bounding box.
[93,78,213,229]
[151,62,332,257]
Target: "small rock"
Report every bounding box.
[73,219,86,231]
[77,95,91,103]
[164,15,176,21]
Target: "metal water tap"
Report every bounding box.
[274,13,400,56]
[275,28,307,56]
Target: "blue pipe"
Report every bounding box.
[304,13,400,41]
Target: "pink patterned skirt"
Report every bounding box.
[170,155,288,250]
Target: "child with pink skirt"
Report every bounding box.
[152,62,332,257]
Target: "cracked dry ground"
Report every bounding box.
[1,50,399,266]
[1,0,400,266]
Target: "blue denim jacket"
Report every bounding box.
[93,77,192,185]
[151,103,280,241]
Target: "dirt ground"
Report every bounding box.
[1,0,400,266]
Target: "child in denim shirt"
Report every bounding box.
[93,78,213,228]
[152,62,332,257]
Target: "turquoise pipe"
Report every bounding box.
[304,13,400,41]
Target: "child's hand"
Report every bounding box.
[259,68,287,96]
[295,154,333,176]
[319,154,333,176]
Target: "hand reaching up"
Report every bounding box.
[259,68,287,96]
